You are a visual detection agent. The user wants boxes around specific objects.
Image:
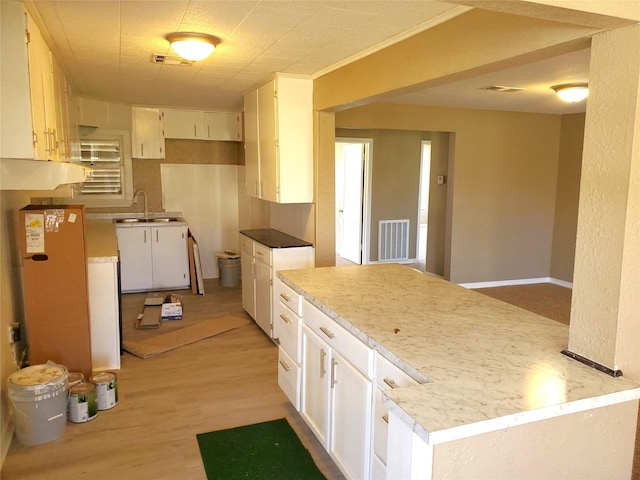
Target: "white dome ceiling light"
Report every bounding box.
[551,83,589,103]
[166,32,221,61]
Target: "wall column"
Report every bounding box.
[569,23,640,381]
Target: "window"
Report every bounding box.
[78,139,122,194]
[66,133,133,206]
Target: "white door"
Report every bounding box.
[254,259,272,336]
[241,251,256,318]
[300,325,330,448]
[336,139,372,265]
[152,225,189,289]
[330,350,373,480]
[116,226,153,292]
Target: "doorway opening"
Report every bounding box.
[417,141,432,270]
[335,138,372,265]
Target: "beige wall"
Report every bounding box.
[336,104,561,284]
[0,190,32,465]
[550,113,585,282]
[88,139,242,215]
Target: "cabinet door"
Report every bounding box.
[117,227,153,292]
[163,109,202,139]
[301,325,330,448]
[132,107,164,158]
[151,225,189,289]
[257,80,278,202]
[254,258,272,336]
[26,13,49,160]
[203,112,242,141]
[241,250,256,319]
[330,350,373,480]
[243,90,260,198]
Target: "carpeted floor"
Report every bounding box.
[475,282,572,325]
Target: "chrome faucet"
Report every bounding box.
[133,190,149,218]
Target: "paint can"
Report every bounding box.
[68,383,98,423]
[67,372,84,388]
[7,363,68,445]
[90,372,118,410]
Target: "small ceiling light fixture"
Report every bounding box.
[166,32,221,61]
[551,83,589,103]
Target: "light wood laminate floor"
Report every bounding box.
[2,279,344,480]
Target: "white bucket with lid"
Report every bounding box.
[8,363,69,446]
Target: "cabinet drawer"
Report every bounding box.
[375,353,420,390]
[240,235,254,256]
[274,301,301,363]
[276,280,303,316]
[254,242,272,265]
[303,300,373,378]
[278,346,300,410]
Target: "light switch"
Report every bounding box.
[437,175,446,185]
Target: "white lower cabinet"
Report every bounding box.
[240,233,314,339]
[372,353,420,478]
[117,224,189,292]
[299,299,374,480]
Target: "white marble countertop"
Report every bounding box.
[277,264,640,444]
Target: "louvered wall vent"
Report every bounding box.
[151,54,194,66]
[482,85,526,93]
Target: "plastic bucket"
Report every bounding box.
[218,256,240,287]
[90,372,118,410]
[68,383,98,423]
[8,364,69,446]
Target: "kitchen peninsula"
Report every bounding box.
[277,264,640,479]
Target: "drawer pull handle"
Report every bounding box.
[279,360,291,372]
[382,413,389,424]
[331,358,338,389]
[319,326,335,339]
[320,349,326,378]
[383,378,398,389]
[280,293,291,302]
[279,313,291,324]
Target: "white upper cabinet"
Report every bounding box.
[78,97,132,131]
[0,2,33,160]
[202,111,243,141]
[132,107,165,159]
[0,3,76,162]
[162,108,243,141]
[244,74,313,204]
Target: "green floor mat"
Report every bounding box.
[196,418,326,480]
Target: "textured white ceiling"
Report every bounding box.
[28,0,589,114]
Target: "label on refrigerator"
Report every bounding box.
[25,213,45,253]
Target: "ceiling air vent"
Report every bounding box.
[482,85,526,93]
[151,54,194,66]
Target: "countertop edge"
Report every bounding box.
[384,387,640,445]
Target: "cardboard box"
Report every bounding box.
[161,303,183,320]
[161,294,183,320]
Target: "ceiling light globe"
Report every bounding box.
[552,84,589,103]
[166,33,220,61]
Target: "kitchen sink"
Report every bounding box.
[115,217,182,223]
[116,218,144,223]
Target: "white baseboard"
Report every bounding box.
[460,277,573,289]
